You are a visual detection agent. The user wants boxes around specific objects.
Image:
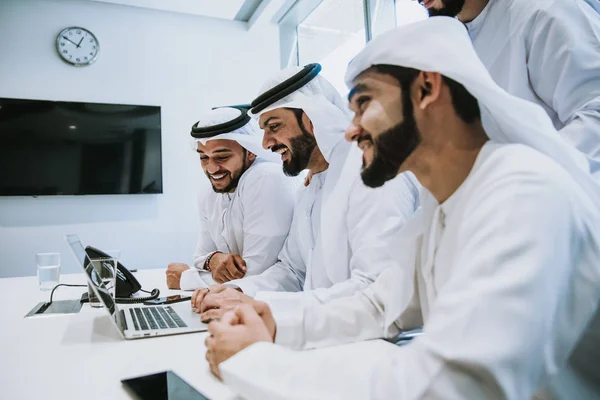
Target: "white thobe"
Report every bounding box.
[227,141,420,312]
[179,159,296,290]
[220,142,600,399]
[466,0,600,179]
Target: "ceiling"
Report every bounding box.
[87,0,265,22]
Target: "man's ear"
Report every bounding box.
[301,111,315,135]
[247,151,256,162]
[416,71,443,110]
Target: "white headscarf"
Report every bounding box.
[191,107,280,163]
[249,67,352,163]
[345,17,600,207]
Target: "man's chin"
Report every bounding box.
[282,160,303,177]
[360,161,401,188]
[211,181,230,193]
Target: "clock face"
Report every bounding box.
[56,27,100,66]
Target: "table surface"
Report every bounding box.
[0,269,240,400]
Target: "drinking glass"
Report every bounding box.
[87,251,119,308]
[36,252,61,291]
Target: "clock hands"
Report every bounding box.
[62,36,82,48]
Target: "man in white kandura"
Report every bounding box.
[422,0,600,179]
[192,66,420,319]
[165,107,296,290]
[204,18,600,399]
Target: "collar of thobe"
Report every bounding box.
[249,64,351,163]
[464,0,496,36]
[438,140,495,218]
[190,107,281,164]
[344,17,600,208]
[312,169,328,189]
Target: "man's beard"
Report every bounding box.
[279,126,317,177]
[360,100,421,188]
[427,0,465,17]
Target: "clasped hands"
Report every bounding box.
[194,286,276,379]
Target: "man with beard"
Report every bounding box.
[165,107,296,289]
[192,65,420,320]
[203,19,600,399]
[422,0,600,180]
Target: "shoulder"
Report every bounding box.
[197,184,216,203]
[524,0,594,34]
[238,161,298,201]
[468,142,576,205]
[508,0,562,18]
[242,160,284,180]
[238,161,287,189]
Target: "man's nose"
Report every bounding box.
[262,133,275,150]
[345,122,362,143]
[206,160,220,174]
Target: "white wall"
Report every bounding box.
[0,0,280,278]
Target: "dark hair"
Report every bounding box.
[372,64,481,124]
[285,107,308,132]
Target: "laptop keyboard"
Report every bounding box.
[128,306,187,331]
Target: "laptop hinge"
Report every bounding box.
[118,309,128,331]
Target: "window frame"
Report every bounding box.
[277,0,396,68]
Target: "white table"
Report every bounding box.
[0,269,240,400]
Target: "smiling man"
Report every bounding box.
[204,18,600,399]
[421,0,600,180]
[165,107,296,290]
[192,65,420,320]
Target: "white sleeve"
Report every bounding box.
[237,167,296,276]
[191,194,216,271]
[219,166,591,399]
[526,1,600,177]
[179,269,211,291]
[226,199,306,297]
[255,173,419,312]
[273,263,422,350]
[179,193,217,291]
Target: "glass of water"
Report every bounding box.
[87,253,119,308]
[36,252,61,291]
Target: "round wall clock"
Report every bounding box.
[56,27,100,67]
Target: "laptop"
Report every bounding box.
[66,234,208,340]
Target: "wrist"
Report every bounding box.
[204,251,222,272]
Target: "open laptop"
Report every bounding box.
[66,234,208,340]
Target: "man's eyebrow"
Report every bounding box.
[259,116,279,129]
[347,83,368,103]
[196,148,232,154]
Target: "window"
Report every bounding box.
[289,0,427,93]
[297,0,366,94]
[370,0,397,38]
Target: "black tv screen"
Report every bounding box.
[0,98,162,196]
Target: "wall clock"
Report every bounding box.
[56,27,100,66]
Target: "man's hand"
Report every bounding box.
[210,253,246,284]
[191,284,226,311]
[205,303,275,380]
[165,263,190,289]
[193,286,254,322]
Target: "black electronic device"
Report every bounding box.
[84,245,160,303]
[0,97,162,196]
[122,371,210,400]
[143,295,191,306]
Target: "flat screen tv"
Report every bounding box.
[0,98,162,196]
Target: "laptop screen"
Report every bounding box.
[66,234,122,328]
